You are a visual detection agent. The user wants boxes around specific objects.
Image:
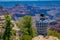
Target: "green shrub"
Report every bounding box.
[20,35,32,40]
[48,30,60,39]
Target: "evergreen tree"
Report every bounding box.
[3,15,12,40]
[17,15,37,40]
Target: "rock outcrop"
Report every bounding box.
[32,35,59,40]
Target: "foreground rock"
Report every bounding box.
[32,35,60,40]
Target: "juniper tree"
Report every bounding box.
[3,15,12,40]
[17,15,37,40]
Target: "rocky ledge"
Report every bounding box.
[32,35,60,40]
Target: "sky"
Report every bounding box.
[0,1,60,8]
[0,0,60,1]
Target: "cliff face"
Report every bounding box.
[32,35,59,40]
[0,6,9,15]
[0,4,60,23]
[50,23,60,33]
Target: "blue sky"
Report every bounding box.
[0,0,60,8]
[0,1,60,8]
[0,0,60,1]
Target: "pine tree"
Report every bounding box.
[17,15,37,40]
[3,15,12,40]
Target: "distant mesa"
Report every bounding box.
[50,23,60,33]
[0,4,60,23]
